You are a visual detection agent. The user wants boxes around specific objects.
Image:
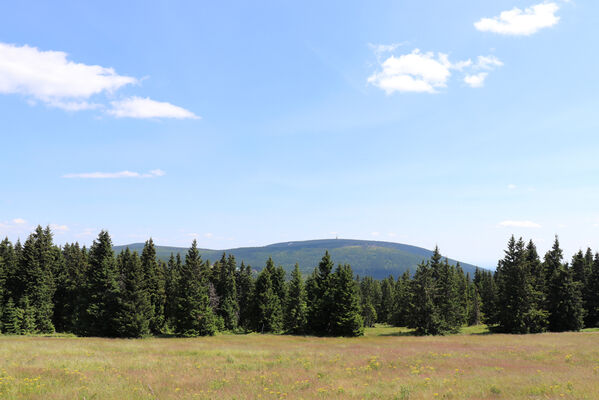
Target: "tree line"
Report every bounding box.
[0,226,597,337]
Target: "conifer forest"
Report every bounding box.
[1,225,597,338]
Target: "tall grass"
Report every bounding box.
[0,325,598,399]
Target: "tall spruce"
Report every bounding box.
[174,240,217,336]
[330,264,364,337]
[217,254,239,330]
[115,249,152,337]
[547,263,584,332]
[236,261,254,330]
[308,251,335,335]
[495,236,547,333]
[253,258,283,333]
[389,271,412,327]
[84,230,121,337]
[285,264,307,334]
[19,226,57,333]
[409,261,442,335]
[141,239,166,334]
[53,243,87,333]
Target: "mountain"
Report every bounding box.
[113,239,483,279]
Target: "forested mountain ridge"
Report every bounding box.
[114,238,482,279]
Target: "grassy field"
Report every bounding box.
[1,326,598,399]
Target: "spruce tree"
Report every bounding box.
[1,297,20,334]
[330,264,364,337]
[114,249,152,337]
[307,252,336,335]
[379,276,395,324]
[53,243,88,333]
[409,261,442,335]
[285,264,307,334]
[84,230,120,337]
[217,254,239,330]
[253,258,283,333]
[389,271,412,327]
[236,261,254,331]
[585,253,599,327]
[19,226,57,333]
[174,240,217,336]
[359,277,378,327]
[141,239,166,334]
[547,264,584,332]
[164,253,180,330]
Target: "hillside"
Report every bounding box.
[113,239,482,279]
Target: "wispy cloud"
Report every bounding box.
[62,169,166,179]
[50,224,69,233]
[499,220,542,228]
[12,218,27,224]
[507,184,517,190]
[463,55,504,88]
[474,3,560,36]
[0,42,198,119]
[108,97,199,119]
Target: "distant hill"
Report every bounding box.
[113,239,483,279]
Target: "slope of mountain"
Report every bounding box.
[113,239,483,279]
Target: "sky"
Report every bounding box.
[1,0,598,268]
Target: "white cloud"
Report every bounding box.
[464,73,488,88]
[474,3,560,36]
[12,218,26,224]
[368,49,466,94]
[369,48,502,93]
[0,42,136,107]
[370,231,380,237]
[62,169,166,179]
[0,42,199,119]
[108,96,199,119]
[499,220,542,228]
[204,233,214,238]
[507,184,517,190]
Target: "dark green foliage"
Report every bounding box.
[329,264,364,337]
[1,298,20,334]
[114,249,152,337]
[174,240,217,336]
[494,236,547,334]
[164,253,181,330]
[216,255,239,330]
[307,252,335,335]
[83,231,121,337]
[359,277,379,327]
[236,261,254,330]
[18,226,57,333]
[253,258,283,333]
[53,243,87,333]
[547,264,584,332]
[409,261,443,335]
[285,264,307,334]
[473,268,497,324]
[585,254,599,327]
[379,276,395,324]
[389,271,412,327]
[141,239,166,334]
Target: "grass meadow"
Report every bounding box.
[1,326,598,399]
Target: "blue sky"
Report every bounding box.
[1,0,598,267]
